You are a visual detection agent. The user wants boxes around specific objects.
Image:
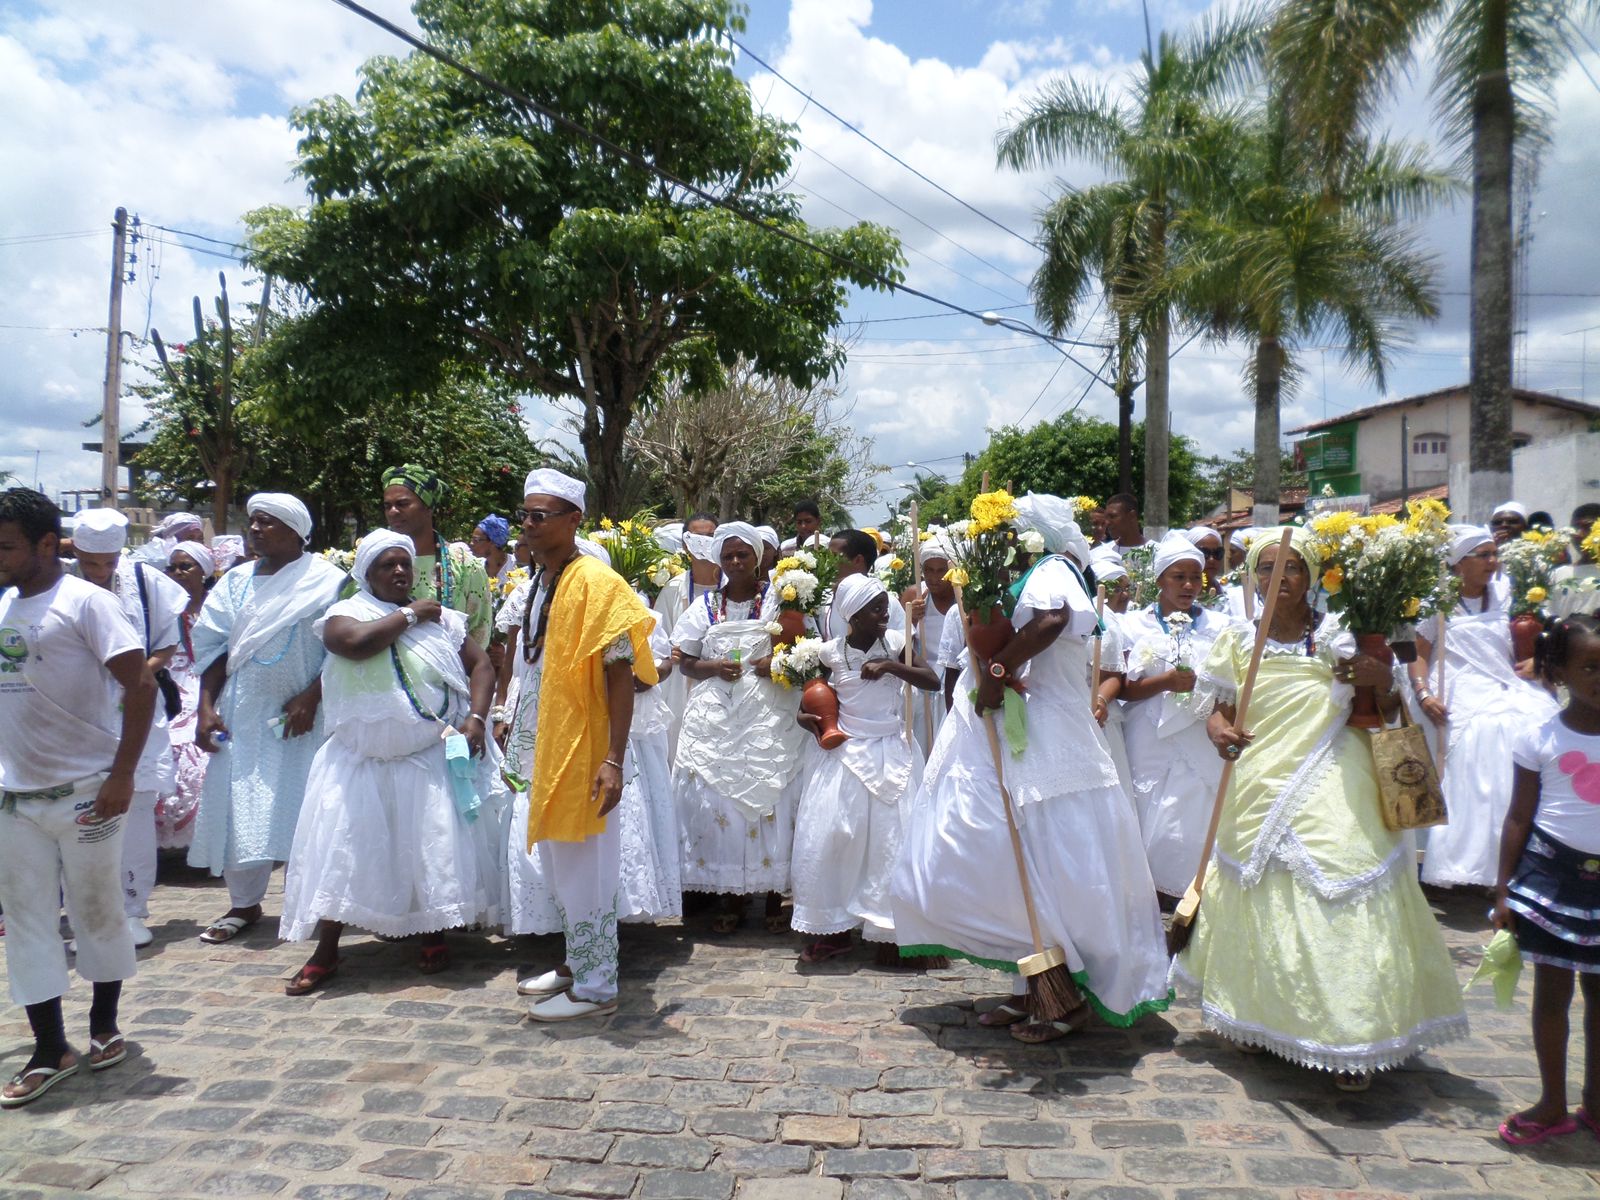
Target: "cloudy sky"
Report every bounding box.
[5,0,1600,521]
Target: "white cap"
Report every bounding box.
[72,508,129,553]
[523,468,586,514]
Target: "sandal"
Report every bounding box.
[764,913,789,935]
[87,1033,127,1072]
[0,1055,79,1108]
[798,939,852,964]
[199,911,260,944]
[1499,1112,1579,1146]
[1334,1070,1375,1093]
[978,1001,1030,1028]
[418,943,451,975]
[710,911,740,935]
[1578,1106,1600,1138]
[1010,1008,1092,1044]
[285,961,338,996]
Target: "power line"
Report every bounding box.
[324,0,1117,391]
[849,303,1032,325]
[730,36,1039,252]
[0,231,104,247]
[145,223,249,252]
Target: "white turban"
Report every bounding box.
[1152,530,1205,578]
[654,522,685,555]
[353,531,415,592]
[1013,492,1092,567]
[247,493,313,541]
[168,540,215,579]
[834,573,887,624]
[756,525,780,552]
[522,468,587,514]
[1492,501,1528,520]
[711,521,761,565]
[918,531,955,566]
[155,512,204,540]
[72,507,129,553]
[1184,526,1222,548]
[1229,526,1257,552]
[576,536,612,567]
[684,532,717,563]
[1088,543,1127,582]
[1447,524,1494,566]
[211,535,246,571]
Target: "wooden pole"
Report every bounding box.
[1090,584,1106,715]
[1434,610,1448,776]
[100,206,128,508]
[980,470,991,493]
[905,502,920,741]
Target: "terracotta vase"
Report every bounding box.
[801,678,849,749]
[1510,613,1543,664]
[773,609,809,648]
[966,605,1014,661]
[1348,632,1393,730]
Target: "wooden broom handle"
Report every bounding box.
[1434,610,1447,773]
[905,502,920,740]
[1090,585,1106,712]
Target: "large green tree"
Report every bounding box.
[1270,0,1600,518]
[995,11,1260,534]
[248,0,901,515]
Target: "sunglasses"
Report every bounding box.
[1202,547,1225,560]
[516,507,576,524]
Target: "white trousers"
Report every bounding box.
[120,789,158,919]
[226,861,274,909]
[0,779,137,1007]
[538,819,621,1003]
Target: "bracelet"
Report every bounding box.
[602,758,623,770]
[400,606,419,628]
[467,712,487,724]
[489,704,508,723]
[1416,689,1432,702]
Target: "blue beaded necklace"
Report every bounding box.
[391,644,447,722]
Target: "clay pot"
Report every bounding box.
[965,605,1014,661]
[1348,632,1393,730]
[801,679,849,750]
[1510,613,1543,664]
[773,609,809,648]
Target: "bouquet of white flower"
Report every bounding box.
[770,635,827,689]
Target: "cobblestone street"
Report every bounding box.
[0,859,1596,1200]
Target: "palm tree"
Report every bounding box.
[995,11,1261,534]
[1270,0,1600,519]
[1171,100,1456,524]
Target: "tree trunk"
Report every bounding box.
[1252,336,1284,529]
[580,374,637,518]
[1143,306,1170,536]
[1116,314,1136,496]
[1466,0,1515,520]
[212,459,232,534]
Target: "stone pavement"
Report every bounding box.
[1,859,1597,1200]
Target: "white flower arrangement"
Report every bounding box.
[773,566,820,611]
[1019,529,1046,555]
[770,635,827,689]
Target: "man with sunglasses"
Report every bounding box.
[1488,501,1529,545]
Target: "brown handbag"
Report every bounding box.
[1371,706,1448,832]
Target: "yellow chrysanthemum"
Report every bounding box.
[890,557,906,571]
[1072,495,1098,515]
[919,530,933,542]
[782,584,798,602]
[1522,529,1550,544]
[1584,525,1600,563]
[775,556,801,574]
[1403,497,1451,533]
[1321,566,1343,594]
[1527,586,1548,604]
[944,565,971,587]
[969,489,1018,536]
[599,517,614,531]
[1311,511,1357,540]
[1403,596,1421,618]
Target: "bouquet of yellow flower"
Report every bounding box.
[1310,498,1454,641]
[588,514,684,600]
[944,489,1021,638]
[769,635,828,689]
[1583,523,1600,566]
[1501,528,1569,618]
[873,515,928,595]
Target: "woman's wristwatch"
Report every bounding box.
[400,605,419,628]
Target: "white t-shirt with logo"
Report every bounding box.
[1514,712,1600,855]
[0,574,143,792]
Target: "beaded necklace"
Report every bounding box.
[841,634,888,673]
[428,531,454,607]
[704,581,768,625]
[522,553,576,665]
[391,643,447,722]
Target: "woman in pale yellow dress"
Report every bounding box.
[1173,527,1467,1090]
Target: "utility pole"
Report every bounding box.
[100,206,128,508]
[253,272,274,344]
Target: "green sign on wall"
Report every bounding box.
[1297,422,1357,473]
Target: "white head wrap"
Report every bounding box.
[918,531,954,566]
[756,525,780,553]
[72,507,129,553]
[211,534,246,571]
[1447,524,1494,566]
[711,521,761,565]
[835,573,887,623]
[1152,530,1205,578]
[168,540,216,579]
[654,522,685,555]
[1491,501,1528,520]
[577,536,612,567]
[1013,492,1092,567]
[247,493,313,541]
[155,512,204,540]
[1184,526,1222,549]
[522,468,586,514]
[353,531,416,593]
[1088,543,1127,582]
[1229,526,1257,552]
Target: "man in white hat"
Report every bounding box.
[71,508,190,949]
[1489,501,1529,545]
[187,494,346,945]
[0,490,157,1105]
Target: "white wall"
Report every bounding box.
[1512,431,1600,524]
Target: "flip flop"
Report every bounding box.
[977,1001,1029,1028]
[1009,1008,1092,1044]
[1578,1106,1600,1138]
[764,913,790,935]
[709,912,740,935]
[198,913,258,944]
[1334,1070,1375,1093]
[417,943,451,975]
[285,961,338,996]
[1499,1113,1579,1146]
[798,940,852,964]
[0,1058,79,1108]
[87,1034,127,1072]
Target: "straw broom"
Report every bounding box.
[1167,528,1294,957]
[953,581,1083,1022]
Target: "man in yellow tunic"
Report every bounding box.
[506,469,657,1021]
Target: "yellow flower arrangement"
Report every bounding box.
[1403,497,1450,534]
[781,584,798,602]
[968,489,1019,537]
[1321,566,1344,594]
[1071,495,1098,516]
[775,555,802,574]
[1584,524,1600,564]
[945,565,970,587]
[599,517,614,531]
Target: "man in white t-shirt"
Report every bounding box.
[0,489,157,1107]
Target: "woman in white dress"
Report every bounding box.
[155,542,216,850]
[672,522,805,934]
[901,537,959,757]
[1118,533,1234,901]
[1408,525,1558,888]
[279,532,500,994]
[791,576,939,963]
[1087,543,1134,796]
[891,496,1171,1043]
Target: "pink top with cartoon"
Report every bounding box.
[1514,712,1600,855]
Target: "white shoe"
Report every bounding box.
[527,991,617,1022]
[127,918,153,949]
[516,968,574,998]
[64,939,76,955]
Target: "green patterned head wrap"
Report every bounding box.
[381,463,447,510]
[1245,524,1322,579]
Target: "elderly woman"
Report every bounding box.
[1175,528,1467,1090]
[470,514,514,589]
[154,542,217,851]
[1116,532,1235,901]
[279,532,499,993]
[893,495,1171,1044]
[671,522,804,934]
[1406,526,1558,888]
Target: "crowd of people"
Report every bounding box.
[0,475,1597,1149]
